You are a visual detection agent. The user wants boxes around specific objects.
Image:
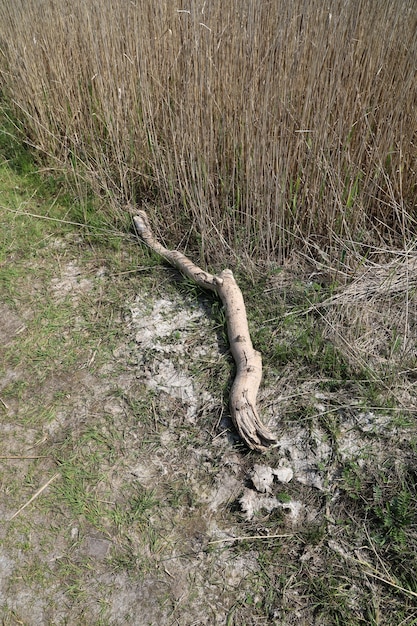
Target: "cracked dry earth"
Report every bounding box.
[1,228,415,625]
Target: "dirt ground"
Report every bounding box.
[1,169,417,625]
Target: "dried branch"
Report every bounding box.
[133,210,278,451]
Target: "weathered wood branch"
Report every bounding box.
[133,210,278,451]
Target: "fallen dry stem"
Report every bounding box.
[208,533,294,544]
[8,473,60,521]
[0,397,9,410]
[0,456,50,460]
[133,210,277,451]
[357,559,417,600]
[330,539,417,600]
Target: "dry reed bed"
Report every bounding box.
[0,0,416,262]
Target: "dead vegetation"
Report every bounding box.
[0,0,416,264]
[323,253,417,374]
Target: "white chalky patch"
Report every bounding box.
[240,488,303,523]
[129,293,217,420]
[274,466,294,483]
[278,427,332,490]
[250,464,275,493]
[50,261,94,300]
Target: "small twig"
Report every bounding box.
[30,435,48,448]
[0,205,123,236]
[330,539,417,600]
[0,456,50,459]
[211,428,230,441]
[208,533,294,545]
[8,473,60,521]
[357,561,417,599]
[0,397,9,410]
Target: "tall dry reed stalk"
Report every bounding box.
[0,0,416,264]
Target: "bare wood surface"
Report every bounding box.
[133,210,278,451]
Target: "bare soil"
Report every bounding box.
[1,209,416,625]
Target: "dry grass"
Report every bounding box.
[322,252,417,374]
[272,248,417,393]
[0,0,416,263]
